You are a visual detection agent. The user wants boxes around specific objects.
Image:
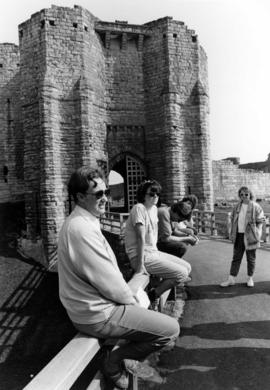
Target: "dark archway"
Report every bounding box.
[109,154,146,212]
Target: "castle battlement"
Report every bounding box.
[0,5,212,267]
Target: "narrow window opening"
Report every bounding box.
[84,25,88,32]
[0,64,3,68]
[19,30,23,38]
[173,33,177,38]
[3,166,8,183]
[73,22,78,28]
[192,35,197,43]
[40,20,45,28]
[49,20,55,26]
[163,33,166,38]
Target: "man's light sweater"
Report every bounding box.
[57,205,135,324]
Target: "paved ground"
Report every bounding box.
[1,239,270,390]
[155,238,270,390]
[0,245,76,390]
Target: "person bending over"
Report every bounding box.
[157,201,197,258]
[172,194,199,243]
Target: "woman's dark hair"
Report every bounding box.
[136,180,162,204]
[68,167,103,203]
[182,194,198,209]
[238,186,254,200]
[171,201,192,221]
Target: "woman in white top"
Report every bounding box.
[125,180,191,305]
[220,186,264,288]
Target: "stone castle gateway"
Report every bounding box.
[0,5,213,266]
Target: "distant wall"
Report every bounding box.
[213,160,270,201]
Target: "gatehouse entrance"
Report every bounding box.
[109,154,146,212]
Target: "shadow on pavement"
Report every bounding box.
[186,282,270,300]
[0,258,75,390]
[181,320,270,340]
[158,345,270,390]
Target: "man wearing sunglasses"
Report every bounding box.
[57,167,179,389]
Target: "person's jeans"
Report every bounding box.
[144,250,191,284]
[157,240,187,258]
[129,250,191,285]
[73,304,180,362]
[230,233,256,277]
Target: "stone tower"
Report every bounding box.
[0,5,213,266]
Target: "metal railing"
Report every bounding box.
[100,212,129,236]
[100,210,270,243]
[192,209,217,236]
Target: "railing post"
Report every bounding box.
[111,213,115,233]
[193,210,199,233]
[120,214,124,236]
[198,211,202,233]
[128,372,138,390]
[263,216,270,242]
[226,212,231,239]
[201,211,206,233]
[266,216,270,242]
[210,212,217,236]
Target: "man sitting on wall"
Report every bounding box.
[157,201,198,258]
[57,167,180,389]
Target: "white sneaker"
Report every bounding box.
[220,275,235,287]
[247,277,254,287]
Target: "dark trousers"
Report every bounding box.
[230,233,256,277]
[157,240,187,258]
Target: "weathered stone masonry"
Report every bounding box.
[213,159,270,201]
[0,5,212,267]
[0,44,23,203]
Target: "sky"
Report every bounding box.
[1,0,270,165]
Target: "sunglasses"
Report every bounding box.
[240,193,250,197]
[146,190,160,197]
[86,188,110,199]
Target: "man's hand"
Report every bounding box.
[185,228,195,236]
[186,236,198,245]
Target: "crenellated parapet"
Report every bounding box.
[95,20,151,52]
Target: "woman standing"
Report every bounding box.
[125,180,191,306]
[220,186,264,288]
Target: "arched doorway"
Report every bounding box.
[109,154,146,212]
[108,170,124,211]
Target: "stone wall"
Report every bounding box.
[19,6,108,258]
[239,154,270,172]
[213,160,270,201]
[0,5,213,267]
[143,18,212,207]
[0,43,24,204]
